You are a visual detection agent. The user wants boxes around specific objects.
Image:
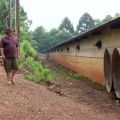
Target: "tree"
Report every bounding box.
[55,30,73,44]
[115,13,120,18]
[19,6,32,42]
[59,17,74,34]
[31,40,38,50]
[46,28,60,46]
[0,0,31,42]
[47,28,73,47]
[102,15,113,23]
[31,27,74,53]
[0,0,9,33]
[94,19,102,26]
[76,13,95,34]
[32,26,47,52]
[32,26,46,42]
[20,40,37,58]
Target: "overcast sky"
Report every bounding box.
[20,0,120,31]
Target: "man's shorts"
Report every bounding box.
[3,58,18,73]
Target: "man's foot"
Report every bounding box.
[11,79,15,85]
[6,81,11,85]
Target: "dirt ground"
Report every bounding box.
[0,60,120,120]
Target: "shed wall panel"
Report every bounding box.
[50,54,104,84]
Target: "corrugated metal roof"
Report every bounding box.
[46,17,120,52]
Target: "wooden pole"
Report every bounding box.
[15,0,20,39]
[9,0,12,28]
[15,0,16,33]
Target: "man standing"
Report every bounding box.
[0,28,19,85]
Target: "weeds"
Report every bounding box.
[49,63,85,81]
[19,41,53,83]
[72,73,85,80]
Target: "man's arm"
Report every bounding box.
[17,47,20,58]
[0,48,5,58]
[0,38,5,59]
[16,38,20,58]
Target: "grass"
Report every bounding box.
[46,61,85,81]
[20,57,53,83]
[45,61,105,90]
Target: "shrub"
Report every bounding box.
[20,40,37,58]
[73,73,85,80]
[19,41,53,83]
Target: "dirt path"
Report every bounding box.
[0,64,119,120]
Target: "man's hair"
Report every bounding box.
[5,28,13,34]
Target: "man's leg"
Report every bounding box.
[6,72,12,84]
[4,58,12,84]
[11,58,18,84]
[7,72,11,81]
[11,70,17,84]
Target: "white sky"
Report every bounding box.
[20,0,120,31]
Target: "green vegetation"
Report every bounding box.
[59,17,75,34]
[48,63,85,81]
[0,0,9,33]
[19,41,53,83]
[90,79,105,90]
[72,73,85,80]
[32,27,73,53]
[20,40,37,58]
[76,12,95,34]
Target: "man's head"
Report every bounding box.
[5,28,13,37]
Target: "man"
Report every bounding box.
[0,28,19,85]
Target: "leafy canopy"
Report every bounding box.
[59,17,74,34]
[76,12,95,34]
